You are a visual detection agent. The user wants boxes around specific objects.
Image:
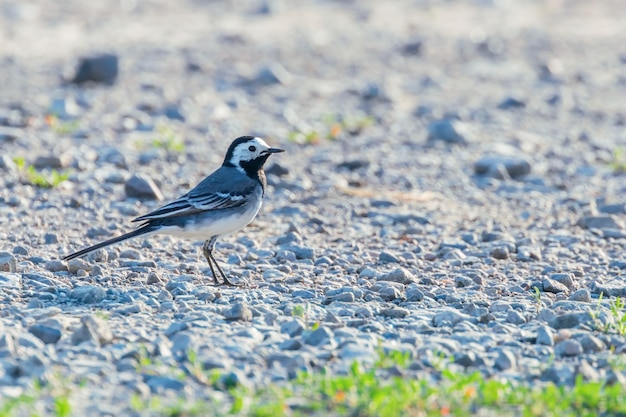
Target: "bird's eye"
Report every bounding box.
[248,145,256,152]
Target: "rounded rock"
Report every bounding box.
[554,339,583,357]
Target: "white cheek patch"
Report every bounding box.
[230,138,270,165]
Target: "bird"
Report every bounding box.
[63,136,284,286]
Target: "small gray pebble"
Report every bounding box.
[87,227,110,239]
[250,62,293,86]
[455,352,480,367]
[146,376,185,392]
[280,320,305,337]
[45,259,68,272]
[491,246,510,260]
[276,231,302,245]
[29,323,62,344]
[427,118,468,144]
[454,275,474,288]
[223,302,252,321]
[34,154,71,169]
[71,315,112,346]
[124,174,164,200]
[359,267,377,279]
[433,309,469,327]
[495,349,517,370]
[279,339,303,351]
[579,335,605,353]
[377,284,403,301]
[165,321,188,337]
[44,233,58,244]
[490,301,512,313]
[170,332,194,353]
[554,339,583,357]
[119,249,141,259]
[324,292,355,304]
[506,310,526,325]
[377,268,416,285]
[379,251,400,264]
[196,292,216,302]
[114,303,146,316]
[303,327,334,347]
[569,288,591,302]
[474,155,531,179]
[536,326,554,346]
[283,245,315,260]
[68,258,92,274]
[578,215,623,230]
[543,278,568,294]
[551,273,574,290]
[27,298,45,309]
[550,312,595,329]
[72,53,119,85]
[146,272,162,285]
[13,246,30,256]
[292,289,316,299]
[497,96,526,110]
[381,307,409,318]
[70,285,106,304]
[0,251,17,273]
[406,284,424,302]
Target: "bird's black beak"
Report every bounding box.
[266,148,285,154]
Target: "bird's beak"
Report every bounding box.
[266,147,285,154]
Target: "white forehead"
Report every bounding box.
[248,137,269,148]
[234,137,270,151]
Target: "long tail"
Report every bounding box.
[63,224,159,261]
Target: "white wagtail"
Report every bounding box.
[63,136,284,286]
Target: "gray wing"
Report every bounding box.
[132,167,256,222]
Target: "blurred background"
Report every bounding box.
[0,0,625,208]
[1,0,624,142]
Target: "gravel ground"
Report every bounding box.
[1,0,626,415]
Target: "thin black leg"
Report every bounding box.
[202,237,220,284]
[209,252,237,286]
[202,237,242,286]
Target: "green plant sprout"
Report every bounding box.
[13,157,71,188]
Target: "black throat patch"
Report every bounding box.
[240,154,270,194]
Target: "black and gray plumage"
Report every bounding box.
[63,136,284,285]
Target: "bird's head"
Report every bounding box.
[223,136,284,174]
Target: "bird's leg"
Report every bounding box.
[209,252,238,286]
[202,237,220,284]
[202,236,241,286]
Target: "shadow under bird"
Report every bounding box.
[63,136,284,285]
